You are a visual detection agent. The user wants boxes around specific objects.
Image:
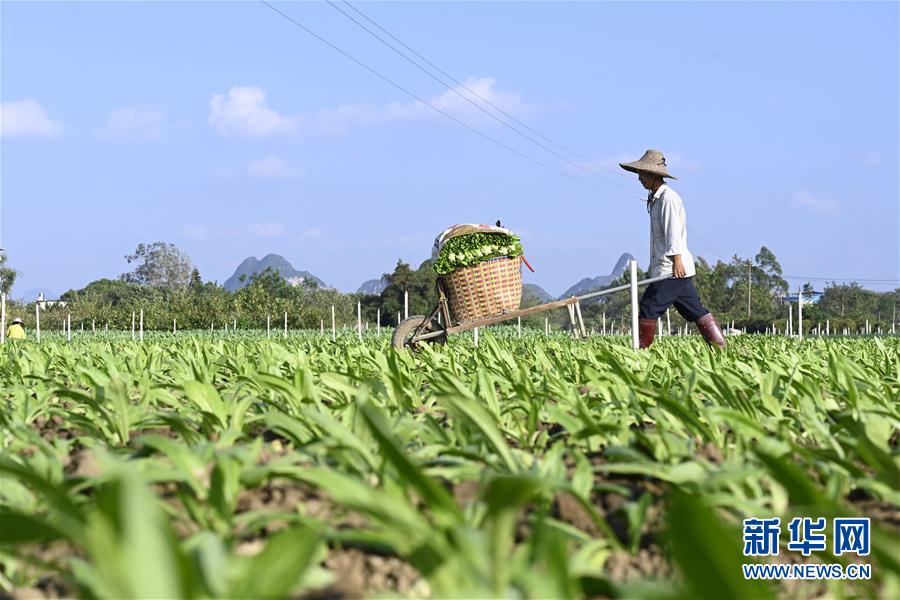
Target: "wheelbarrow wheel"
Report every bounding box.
[392,315,446,351]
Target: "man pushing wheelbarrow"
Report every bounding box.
[392,150,726,351]
[619,149,726,349]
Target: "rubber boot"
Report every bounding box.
[638,318,657,349]
[695,313,726,349]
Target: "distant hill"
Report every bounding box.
[224,254,326,292]
[15,288,58,303]
[358,277,389,296]
[559,253,634,298]
[522,283,553,303]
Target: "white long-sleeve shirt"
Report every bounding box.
[647,184,695,278]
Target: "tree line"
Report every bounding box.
[1,243,896,335]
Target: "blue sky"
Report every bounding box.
[2,1,898,297]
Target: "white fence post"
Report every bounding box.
[267,314,271,338]
[629,259,639,350]
[404,290,409,320]
[798,288,803,340]
[331,305,336,341]
[36,303,41,342]
[788,304,793,337]
[132,311,136,340]
[666,308,671,336]
[67,313,71,343]
[173,318,177,334]
[357,302,362,340]
[473,327,479,347]
[139,309,144,341]
[602,312,606,335]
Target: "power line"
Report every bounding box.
[686,226,729,262]
[328,0,637,193]
[259,1,636,199]
[781,275,899,283]
[261,0,895,292]
[341,0,634,184]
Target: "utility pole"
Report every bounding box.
[747,259,752,320]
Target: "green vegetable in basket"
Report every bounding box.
[433,232,524,275]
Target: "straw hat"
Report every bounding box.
[619,149,677,179]
[11,317,24,325]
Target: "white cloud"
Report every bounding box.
[180,224,212,241]
[180,222,291,241]
[297,227,322,242]
[791,190,838,215]
[384,76,538,124]
[103,107,165,138]
[209,78,540,137]
[248,154,302,179]
[864,152,882,167]
[0,99,63,138]
[209,86,300,137]
[665,152,701,172]
[249,222,286,238]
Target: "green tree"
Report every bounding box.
[818,283,881,332]
[374,260,439,325]
[0,251,18,296]
[122,242,194,289]
[753,247,788,296]
[189,268,202,291]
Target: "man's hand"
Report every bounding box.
[672,255,686,278]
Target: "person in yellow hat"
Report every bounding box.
[6,317,26,340]
[619,149,726,349]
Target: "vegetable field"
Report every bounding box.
[1,331,898,599]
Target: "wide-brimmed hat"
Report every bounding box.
[11,317,24,325]
[619,149,677,179]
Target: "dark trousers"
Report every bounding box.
[639,277,709,321]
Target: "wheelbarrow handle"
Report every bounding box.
[521,255,535,272]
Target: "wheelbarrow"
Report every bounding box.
[392,262,672,350]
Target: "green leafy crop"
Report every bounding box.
[0,330,897,598]
[433,232,524,275]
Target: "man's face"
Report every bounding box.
[638,172,655,190]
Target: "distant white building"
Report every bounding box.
[36,292,67,310]
[782,291,823,305]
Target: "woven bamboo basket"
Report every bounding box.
[442,257,522,324]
